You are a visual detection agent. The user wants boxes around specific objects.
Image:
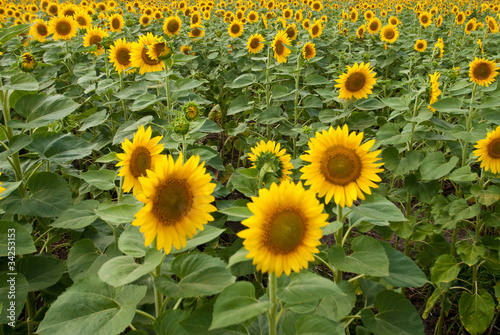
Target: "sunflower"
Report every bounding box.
[364,10,374,21]
[356,24,365,38]
[183,101,200,121]
[190,12,201,26]
[247,10,258,22]
[48,16,78,40]
[474,125,500,174]
[46,2,59,15]
[428,72,441,112]
[419,11,432,28]
[335,62,377,100]
[237,180,328,277]
[83,26,108,55]
[116,125,164,195]
[487,17,499,33]
[285,23,298,40]
[302,18,311,30]
[272,30,291,64]
[19,52,37,72]
[367,17,381,34]
[0,172,5,200]
[147,40,172,60]
[388,16,399,26]
[228,20,243,38]
[350,9,358,22]
[132,153,217,254]
[139,15,152,26]
[309,20,323,38]
[414,39,427,52]
[456,12,466,25]
[283,8,293,20]
[469,57,499,87]
[189,26,204,38]
[109,38,135,74]
[465,18,477,34]
[59,3,77,17]
[109,13,124,32]
[247,33,265,54]
[436,15,443,27]
[311,1,322,11]
[380,24,398,43]
[180,45,192,55]
[248,140,293,181]
[29,19,50,42]
[300,125,383,208]
[163,16,182,36]
[130,33,165,74]
[294,10,303,22]
[302,42,316,61]
[73,9,92,29]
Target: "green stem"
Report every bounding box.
[182,134,187,163]
[267,273,278,335]
[265,47,271,141]
[434,297,445,335]
[293,53,301,159]
[135,309,156,322]
[463,83,477,167]
[334,204,343,283]
[450,227,458,256]
[153,254,165,317]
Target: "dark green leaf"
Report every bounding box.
[459,289,495,335]
[16,254,66,292]
[0,222,35,256]
[51,200,99,229]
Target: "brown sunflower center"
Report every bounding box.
[89,35,102,49]
[167,19,180,33]
[37,24,48,36]
[487,138,500,158]
[116,48,131,65]
[129,146,151,177]
[489,20,495,30]
[56,21,71,36]
[286,26,296,39]
[191,27,201,36]
[142,17,150,24]
[313,3,320,10]
[266,208,305,253]
[64,9,75,17]
[384,29,395,39]
[141,47,161,65]
[390,18,397,25]
[192,15,199,24]
[250,37,260,49]
[76,16,87,26]
[249,13,256,20]
[421,15,429,24]
[458,14,463,22]
[153,179,193,225]
[111,18,121,29]
[351,12,356,20]
[321,145,362,185]
[231,23,240,34]
[466,22,474,30]
[473,62,492,81]
[304,45,313,58]
[417,42,424,49]
[312,24,319,35]
[369,21,379,31]
[23,54,34,63]
[275,40,285,55]
[345,71,367,93]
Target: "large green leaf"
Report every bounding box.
[0,172,71,217]
[226,73,256,88]
[51,200,99,229]
[456,241,486,266]
[328,236,390,277]
[171,225,225,254]
[350,195,407,226]
[295,314,344,335]
[37,276,146,335]
[67,239,113,283]
[98,248,164,286]
[0,134,33,161]
[0,24,30,44]
[379,242,428,287]
[16,253,66,292]
[28,132,94,163]
[154,310,190,335]
[277,271,342,305]
[382,148,423,176]
[419,152,459,181]
[1,72,39,92]
[210,281,272,330]
[0,272,29,324]
[81,169,117,190]
[0,221,35,256]
[430,254,461,283]
[315,281,356,322]
[459,289,496,335]
[361,290,424,335]
[10,94,80,129]
[96,201,144,226]
[155,253,235,298]
[118,225,148,258]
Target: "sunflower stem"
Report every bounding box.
[135,309,156,322]
[267,273,278,335]
[334,204,343,283]
[153,254,165,317]
[182,134,187,163]
[265,46,271,141]
[293,52,301,159]
[463,82,477,167]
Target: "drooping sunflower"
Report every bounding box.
[380,24,398,43]
[29,19,50,42]
[109,38,135,74]
[163,16,182,36]
[309,20,323,38]
[428,72,441,112]
[48,16,78,40]
[419,11,432,28]
[272,30,291,64]
[73,9,92,29]
[83,26,108,55]
[130,33,165,74]
[228,20,244,38]
[302,42,316,61]
[147,40,173,60]
[237,180,328,277]
[248,140,293,181]
[116,125,164,195]
[132,153,217,254]
[469,57,499,87]
[109,13,124,32]
[356,24,366,38]
[300,125,384,208]
[335,62,377,100]
[474,125,500,174]
[246,33,265,54]
[19,52,37,72]
[414,39,427,52]
[367,17,381,34]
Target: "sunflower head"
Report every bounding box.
[246,33,265,54]
[335,62,377,100]
[147,40,173,60]
[109,38,135,74]
[302,42,316,61]
[285,23,298,40]
[173,117,190,135]
[183,101,201,121]
[367,17,381,34]
[29,19,50,42]
[380,24,398,43]
[19,52,37,72]
[309,20,323,38]
[248,140,293,182]
[48,15,78,40]
[272,30,291,64]
[428,71,441,112]
[163,16,182,36]
[474,125,500,174]
[83,26,109,55]
[469,57,499,87]
[228,20,244,38]
[419,12,432,28]
[414,39,427,52]
[356,24,365,38]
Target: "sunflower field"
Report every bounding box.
[1,0,500,334]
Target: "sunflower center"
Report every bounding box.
[129,146,151,177]
[467,23,473,30]
[369,21,378,31]
[312,25,319,35]
[89,35,102,49]
[473,63,492,80]
[112,18,120,29]
[489,20,495,30]
[250,37,260,49]
[141,47,161,65]
[249,13,256,20]
[421,15,428,24]
[187,106,198,118]
[305,45,313,58]
[167,19,180,33]
[64,9,75,17]
[266,209,305,253]
[192,27,201,36]
[192,15,199,24]
[384,29,395,39]
[286,27,295,39]
[23,54,34,63]
[417,42,424,49]
[37,24,48,36]
[275,40,285,55]
[76,16,87,26]
[487,138,500,158]
[231,23,240,34]
[153,179,193,225]
[321,145,362,185]
[56,21,71,36]
[116,48,130,65]
[345,71,367,93]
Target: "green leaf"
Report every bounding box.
[361,290,424,335]
[171,78,204,92]
[277,271,343,304]
[218,206,253,219]
[472,185,500,206]
[0,222,36,256]
[11,94,80,129]
[1,72,39,91]
[37,276,146,335]
[328,235,389,277]
[155,253,235,299]
[0,172,71,217]
[118,225,148,258]
[472,96,500,108]
[459,289,496,335]
[28,132,94,163]
[456,241,487,266]
[382,148,423,176]
[210,281,272,330]
[272,85,291,100]
[113,81,149,100]
[112,116,154,145]
[256,106,284,124]
[154,310,190,335]
[51,200,99,229]
[226,73,256,88]
[227,95,253,115]
[315,281,356,322]
[0,24,30,44]
[295,314,344,335]
[449,199,480,221]
[430,254,461,283]
[130,93,167,112]
[98,248,164,286]
[79,110,108,131]
[423,286,444,319]
[81,169,117,190]
[305,74,330,85]
[0,272,29,324]
[355,98,385,110]
[350,195,407,226]
[448,166,478,183]
[429,97,464,114]
[419,152,459,181]
[0,134,33,161]
[96,201,143,226]
[96,79,119,95]
[302,96,323,109]
[67,239,112,282]
[171,225,225,254]
[16,254,66,292]
[379,242,428,287]
[228,168,259,198]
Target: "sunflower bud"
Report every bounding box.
[19,52,37,72]
[302,125,313,134]
[173,117,190,135]
[183,101,201,121]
